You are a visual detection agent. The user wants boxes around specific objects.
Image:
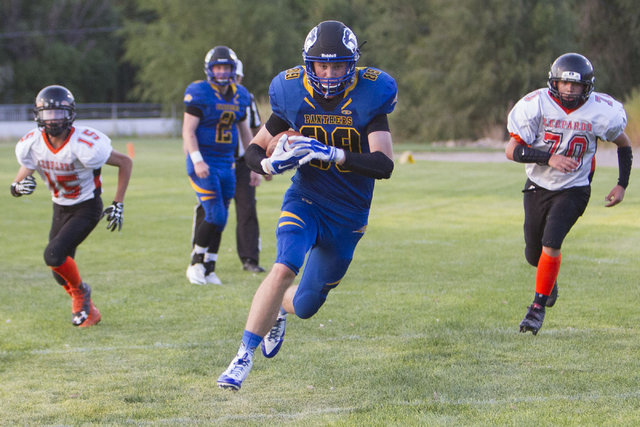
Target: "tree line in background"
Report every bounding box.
[1,0,639,143]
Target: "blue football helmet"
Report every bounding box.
[303,20,360,97]
[33,85,76,137]
[204,46,238,86]
[548,53,595,109]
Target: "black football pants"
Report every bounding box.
[522,179,590,266]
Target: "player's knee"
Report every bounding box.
[292,291,326,319]
[43,244,65,267]
[524,246,541,267]
[203,212,227,229]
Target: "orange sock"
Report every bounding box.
[51,256,82,288]
[535,251,561,296]
[62,283,73,297]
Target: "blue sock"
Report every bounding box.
[242,330,263,352]
[279,307,288,316]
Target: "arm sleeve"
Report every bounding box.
[244,143,269,175]
[512,144,551,165]
[264,113,291,135]
[245,112,291,175]
[340,114,393,179]
[366,114,390,133]
[617,145,633,189]
[185,105,203,118]
[343,151,394,179]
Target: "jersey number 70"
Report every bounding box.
[544,130,589,167]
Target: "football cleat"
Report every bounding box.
[546,281,559,308]
[79,301,101,328]
[242,258,266,273]
[519,303,545,335]
[217,349,254,391]
[186,263,207,285]
[70,282,101,327]
[205,271,222,285]
[261,313,287,358]
[203,261,222,285]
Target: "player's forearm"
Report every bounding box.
[238,121,254,150]
[244,143,269,175]
[511,144,551,164]
[106,150,132,203]
[13,166,34,183]
[183,133,201,157]
[617,146,632,189]
[341,150,394,179]
[113,162,132,203]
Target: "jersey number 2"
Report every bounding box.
[216,111,235,144]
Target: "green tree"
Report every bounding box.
[0,0,132,103]
[122,0,309,106]
[575,0,640,99]
[120,0,640,142]
[389,0,576,142]
[121,0,409,105]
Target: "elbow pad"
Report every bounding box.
[343,151,394,179]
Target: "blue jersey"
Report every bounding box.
[269,66,397,222]
[184,80,251,168]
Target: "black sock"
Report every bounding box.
[533,293,548,307]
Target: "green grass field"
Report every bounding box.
[1,137,639,426]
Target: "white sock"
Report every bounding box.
[191,245,206,258]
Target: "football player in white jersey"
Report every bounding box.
[10,85,133,328]
[506,53,633,335]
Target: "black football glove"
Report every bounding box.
[10,175,36,197]
[102,201,124,232]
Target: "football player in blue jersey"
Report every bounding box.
[183,46,258,285]
[218,20,398,390]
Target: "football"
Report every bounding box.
[267,130,303,157]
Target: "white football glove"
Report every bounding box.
[261,133,312,174]
[102,201,124,232]
[290,136,345,165]
[10,175,36,197]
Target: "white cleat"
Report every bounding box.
[205,271,222,285]
[186,263,207,285]
[261,313,287,358]
[217,350,254,391]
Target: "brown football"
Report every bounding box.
[266,130,303,157]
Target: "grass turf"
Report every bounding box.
[0,137,639,425]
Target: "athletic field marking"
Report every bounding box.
[0,326,635,356]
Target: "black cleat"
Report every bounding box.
[519,303,545,335]
[242,258,265,273]
[546,281,558,308]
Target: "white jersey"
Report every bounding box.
[15,126,113,206]
[507,88,626,190]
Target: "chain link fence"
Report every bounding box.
[0,103,180,139]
